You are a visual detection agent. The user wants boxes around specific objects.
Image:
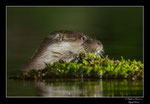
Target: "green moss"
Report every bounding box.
[12,53,143,80]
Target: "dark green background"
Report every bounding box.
[7,7,143,75]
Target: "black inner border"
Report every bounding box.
[0,0,146,104]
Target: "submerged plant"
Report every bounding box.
[13,53,143,80]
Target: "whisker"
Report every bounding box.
[53,55,59,58]
[51,51,64,55]
[100,52,104,58]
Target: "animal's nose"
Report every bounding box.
[97,41,102,47]
[97,41,103,50]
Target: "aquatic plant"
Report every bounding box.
[13,53,143,80]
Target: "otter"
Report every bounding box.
[22,30,103,72]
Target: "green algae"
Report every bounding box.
[13,53,143,80]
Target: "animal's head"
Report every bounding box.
[43,30,103,57]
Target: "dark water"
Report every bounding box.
[7,79,143,97]
[7,7,143,97]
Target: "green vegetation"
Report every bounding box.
[12,53,143,80]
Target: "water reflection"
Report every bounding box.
[33,79,143,97]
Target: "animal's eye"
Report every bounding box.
[81,36,87,41]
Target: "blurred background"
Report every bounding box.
[7,7,143,76]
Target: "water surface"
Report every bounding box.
[7,79,143,97]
